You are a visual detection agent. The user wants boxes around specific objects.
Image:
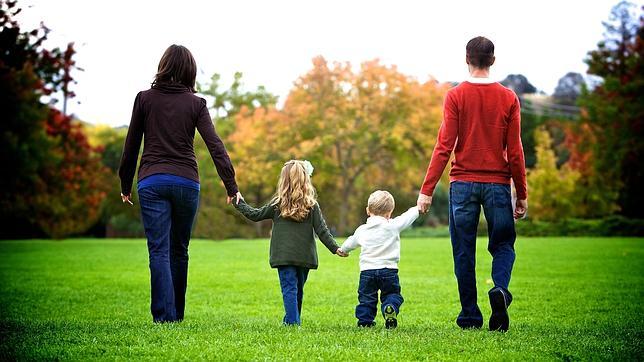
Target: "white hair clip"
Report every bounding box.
[302,160,314,177]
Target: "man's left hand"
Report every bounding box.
[417,193,432,213]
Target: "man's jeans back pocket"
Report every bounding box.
[492,184,511,208]
[450,181,473,205]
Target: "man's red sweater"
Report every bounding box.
[420,81,528,200]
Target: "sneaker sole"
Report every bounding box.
[489,289,509,332]
[384,305,398,329]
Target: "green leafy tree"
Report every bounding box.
[192,73,279,239]
[578,1,643,218]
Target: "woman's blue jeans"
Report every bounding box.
[139,185,199,323]
[449,181,516,328]
[277,266,309,325]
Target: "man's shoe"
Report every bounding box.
[383,305,398,329]
[489,288,510,332]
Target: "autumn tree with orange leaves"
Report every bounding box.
[226,57,448,235]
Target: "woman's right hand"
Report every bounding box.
[121,193,133,205]
[227,191,244,205]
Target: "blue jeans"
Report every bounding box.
[449,181,516,328]
[355,268,404,326]
[139,185,199,323]
[277,266,309,325]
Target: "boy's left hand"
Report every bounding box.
[336,249,348,257]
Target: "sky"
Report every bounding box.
[17,0,639,127]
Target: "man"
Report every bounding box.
[417,36,528,332]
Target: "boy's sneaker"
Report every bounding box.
[383,305,398,329]
[489,287,510,332]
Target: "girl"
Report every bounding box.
[119,44,242,323]
[233,160,346,325]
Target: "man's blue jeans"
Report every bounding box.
[139,185,199,323]
[277,266,309,325]
[355,268,404,326]
[449,181,516,328]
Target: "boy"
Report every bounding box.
[339,190,419,329]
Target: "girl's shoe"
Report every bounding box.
[383,305,398,329]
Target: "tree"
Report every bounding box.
[227,106,292,236]
[192,72,280,239]
[283,57,446,234]
[86,125,143,237]
[198,72,278,137]
[578,1,643,218]
[527,127,580,221]
[29,109,111,238]
[0,1,109,238]
[562,122,618,217]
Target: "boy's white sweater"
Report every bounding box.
[340,207,419,271]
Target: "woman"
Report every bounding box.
[118,44,242,323]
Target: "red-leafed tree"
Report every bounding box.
[0,0,109,238]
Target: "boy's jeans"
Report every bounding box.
[355,268,404,326]
[139,185,199,323]
[277,266,309,325]
[449,181,516,328]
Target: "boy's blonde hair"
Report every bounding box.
[273,160,316,221]
[367,190,395,216]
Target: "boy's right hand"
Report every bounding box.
[336,249,348,257]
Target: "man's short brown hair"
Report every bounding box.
[466,36,495,69]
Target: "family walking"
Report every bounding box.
[118,36,528,332]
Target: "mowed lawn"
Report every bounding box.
[0,237,642,360]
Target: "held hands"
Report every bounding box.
[514,199,528,220]
[416,193,432,214]
[336,249,348,257]
[227,192,244,205]
[121,193,133,205]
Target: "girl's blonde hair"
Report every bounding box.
[272,160,316,221]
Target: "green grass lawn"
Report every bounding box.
[0,237,642,360]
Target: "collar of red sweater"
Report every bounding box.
[466,76,496,84]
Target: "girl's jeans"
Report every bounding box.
[277,266,309,325]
